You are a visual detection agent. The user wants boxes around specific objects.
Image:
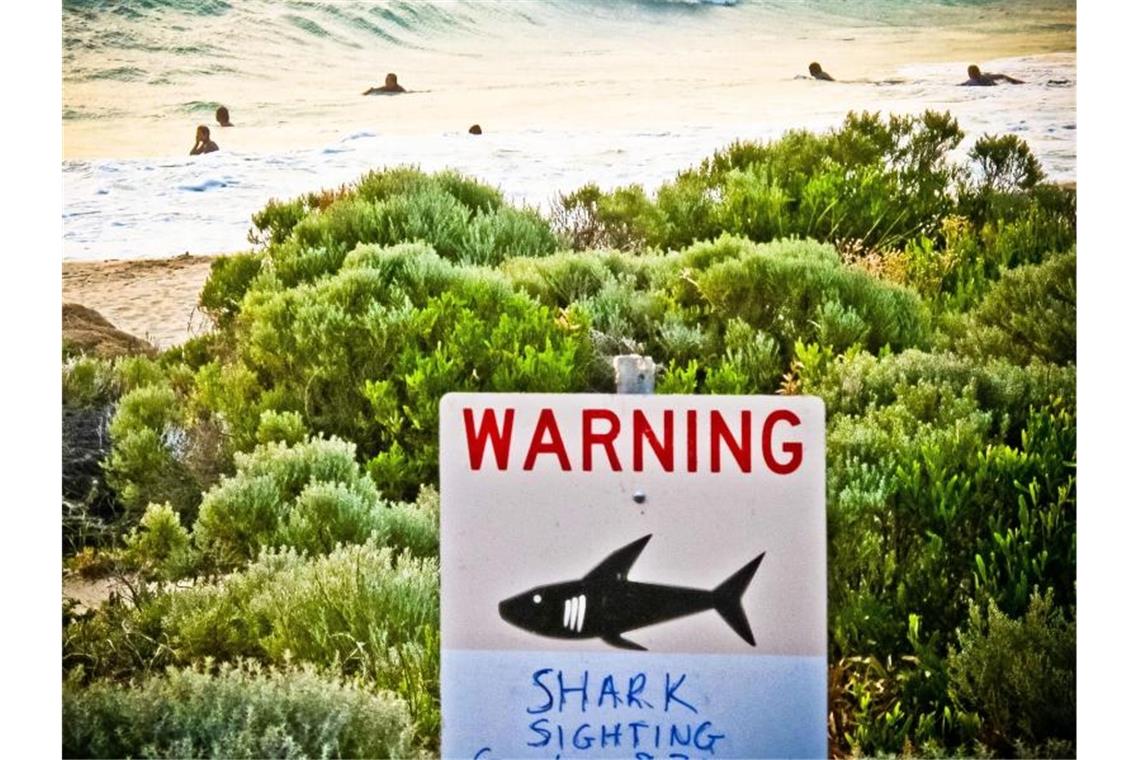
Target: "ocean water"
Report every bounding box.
[62,0,1075,260]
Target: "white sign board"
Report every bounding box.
[440,393,826,759]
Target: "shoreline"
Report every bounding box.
[62,254,216,349]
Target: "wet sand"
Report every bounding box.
[62,254,215,349]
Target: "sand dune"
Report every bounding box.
[62,255,215,349]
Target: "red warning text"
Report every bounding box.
[462,407,804,475]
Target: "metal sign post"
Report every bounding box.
[440,392,826,759]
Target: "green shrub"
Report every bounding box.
[63,356,118,408]
[814,300,870,352]
[63,662,418,759]
[166,543,440,742]
[104,384,202,520]
[64,355,169,410]
[966,252,1076,366]
[689,235,929,355]
[826,392,1075,654]
[212,244,593,499]
[199,252,263,323]
[962,184,1075,272]
[802,348,1075,441]
[244,167,557,291]
[193,436,388,567]
[504,249,618,306]
[433,169,505,213]
[948,591,1075,754]
[370,485,440,560]
[249,197,307,246]
[255,409,308,446]
[969,134,1045,192]
[550,183,661,251]
[125,502,195,581]
[558,111,965,253]
[703,318,783,393]
[461,205,558,266]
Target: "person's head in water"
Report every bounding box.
[808,62,834,81]
[215,106,232,127]
[960,64,1023,86]
[364,72,407,95]
[191,124,219,155]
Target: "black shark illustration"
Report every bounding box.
[497,535,765,650]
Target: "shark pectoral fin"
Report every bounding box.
[602,632,647,651]
[584,534,652,583]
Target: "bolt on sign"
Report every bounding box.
[440,393,826,759]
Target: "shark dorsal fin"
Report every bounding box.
[584,534,652,582]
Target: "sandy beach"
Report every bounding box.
[62,255,215,349]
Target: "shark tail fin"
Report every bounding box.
[712,552,765,646]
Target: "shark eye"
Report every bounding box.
[532,594,542,604]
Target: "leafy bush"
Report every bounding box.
[828,390,1074,638]
[503,249,626,307]
[969,134,1045,192]
[948,591,1075,755]
[63,354,168,410]
[550,183,661,251]
[255,409,309,446]
[246,167,557,291]
[125,502,195,581]
[103,384,203,520]
[802,348,1075,440]
[62,356,118,408]
[199,252,263,323]
[680,235,929,356]
[63,662,418,759]
[166,543,440,742]
[554,111,966,254]
[193,436,396,567]
[966,252,1076,365]
[221,244,594,498]
[249,197,307,246]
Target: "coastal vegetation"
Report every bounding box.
[62,111,1076,757]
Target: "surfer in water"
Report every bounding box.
[215,106,233,127]
[808,62,834,81]
[363,72,407,95]
[190,125,219,155]
[960,64,1025,86]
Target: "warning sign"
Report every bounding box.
[440,393,826,759]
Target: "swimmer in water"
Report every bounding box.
[808,62,834,81]
[960,64,1025,86]
[363,72,407,95]
[190,125,219,155]
[215,105,233,127]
